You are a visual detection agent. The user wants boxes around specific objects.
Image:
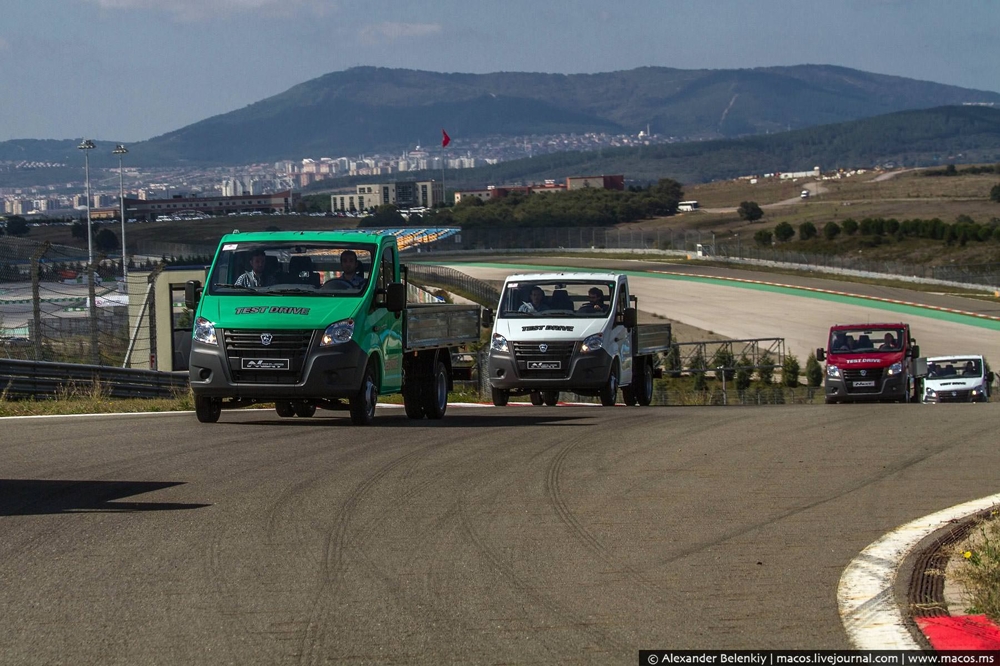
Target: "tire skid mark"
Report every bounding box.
[298,444,438,666]
[456,489,631,656]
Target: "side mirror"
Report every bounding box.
[185,280,202,311]
[386,282,406,313]
[816,348,826,362]
[481,308,494,328]
[910,345,920,359]
[623,307,637,329]
[987,371,995,384]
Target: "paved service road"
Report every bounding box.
[448,259,1000,364]
[2,404,999,664]
[3,262,1000,664]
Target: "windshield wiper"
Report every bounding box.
[266,288,319,295]
[212,283,256,291]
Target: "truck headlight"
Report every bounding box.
[193,317,217,345]
[886,362,903,376]
[826,364,841,379]
[925,388,937,399]
[971,386,985,396]
[580,333,604,353]
[491,334,508,353]
[320,319,354,346]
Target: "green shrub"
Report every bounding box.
[782,354,801,387]
[805,352,823,387]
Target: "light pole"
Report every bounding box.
[78,139,96,268]
[113,144,128,285]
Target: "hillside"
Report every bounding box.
[3,65,999,168]
[307,105,1000,189]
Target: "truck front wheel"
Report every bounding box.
[529,391,543,406]
[350,362,379,426]
[491,387,509,407]
[600,365,619,407]
[275,401,295,417]
[635,358,654,406]
[541,391,559,406]
[195,395,221,423]
[423,361,449,420]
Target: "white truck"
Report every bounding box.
[921,354,994,403]
[487,272,672,407]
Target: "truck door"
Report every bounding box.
[370,244,403,392]
[614,278,633,385]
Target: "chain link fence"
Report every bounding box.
[0,237,163,367]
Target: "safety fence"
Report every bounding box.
[0,358,188,400]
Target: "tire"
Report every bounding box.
[635,359,654,406]
[541,391,559,406]
[621,386,637,406]
[529,391,543,406]
[491,386,509,407]
[824,396,839,404]
[292,401,316,418]
[599,365,619,407]
[403,388,425,419]
[422,361,449,420]
[350,362,379,426]
[195,395,221,423]
[275,401,295,417]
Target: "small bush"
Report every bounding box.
[805,352,823,387]
[758,351,775,385]
[782,354,800,387]
[952,512,1000,622]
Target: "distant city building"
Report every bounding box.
[454,175,623,204]
[331,180,443,212]
[779,166,821,180]
[124,190,299,221]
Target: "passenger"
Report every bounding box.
[878,333,897,351]
[518,286,549,313]
[578,287,608,314]
[964,361,978,376]
[832,333,851,352]
[235,248,272,288]
[338,250,365,288]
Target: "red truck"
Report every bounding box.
[816,323,920,404]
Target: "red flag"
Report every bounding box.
[441,129,451,148]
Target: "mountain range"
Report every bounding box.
[3,65,1000,170]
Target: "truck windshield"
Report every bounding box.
[208,242,376,297]
[828,327,904,353]
[498,280,617,318]
[928,358,982,379]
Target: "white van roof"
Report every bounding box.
[503,272,621,283]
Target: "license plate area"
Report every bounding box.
[527,361,561,370]
[242,358,290,370]
[853,380,875,388]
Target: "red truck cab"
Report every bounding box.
[816,323,920,403]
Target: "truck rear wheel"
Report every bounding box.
[423,361,448,420]
[600,365,619,407]
[403,389,425,419]
[491,387,509,407]
[195,395,221,423]
[350,362,379,426]
[541,391,559,406]
[529,391,543,406]
[275,401,295,418]
[621,386,637,406]
[635,358,654,406]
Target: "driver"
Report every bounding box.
[324,250,365,289]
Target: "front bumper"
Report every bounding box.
[188,332,369,400]
[488,347,614,392]
[825,374,909,402]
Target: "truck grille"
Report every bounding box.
[224,329,313,384]
[938,389,972,403]
[513,341,576,379]
[842,367,884,394]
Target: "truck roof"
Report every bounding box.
[829,323,908,330]
[503,272,622,283]
[218,230,394,244]
[927,354,985,362]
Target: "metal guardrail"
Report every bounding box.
[0,358,188,400]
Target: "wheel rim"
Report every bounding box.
[365,375,377,418]
[435,368,447,411]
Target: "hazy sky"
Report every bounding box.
[2,0,999,143]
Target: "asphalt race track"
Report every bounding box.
[2,262,999,664]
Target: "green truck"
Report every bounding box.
[185,230,484,425]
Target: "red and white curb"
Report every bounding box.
[838,493,1000,648]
